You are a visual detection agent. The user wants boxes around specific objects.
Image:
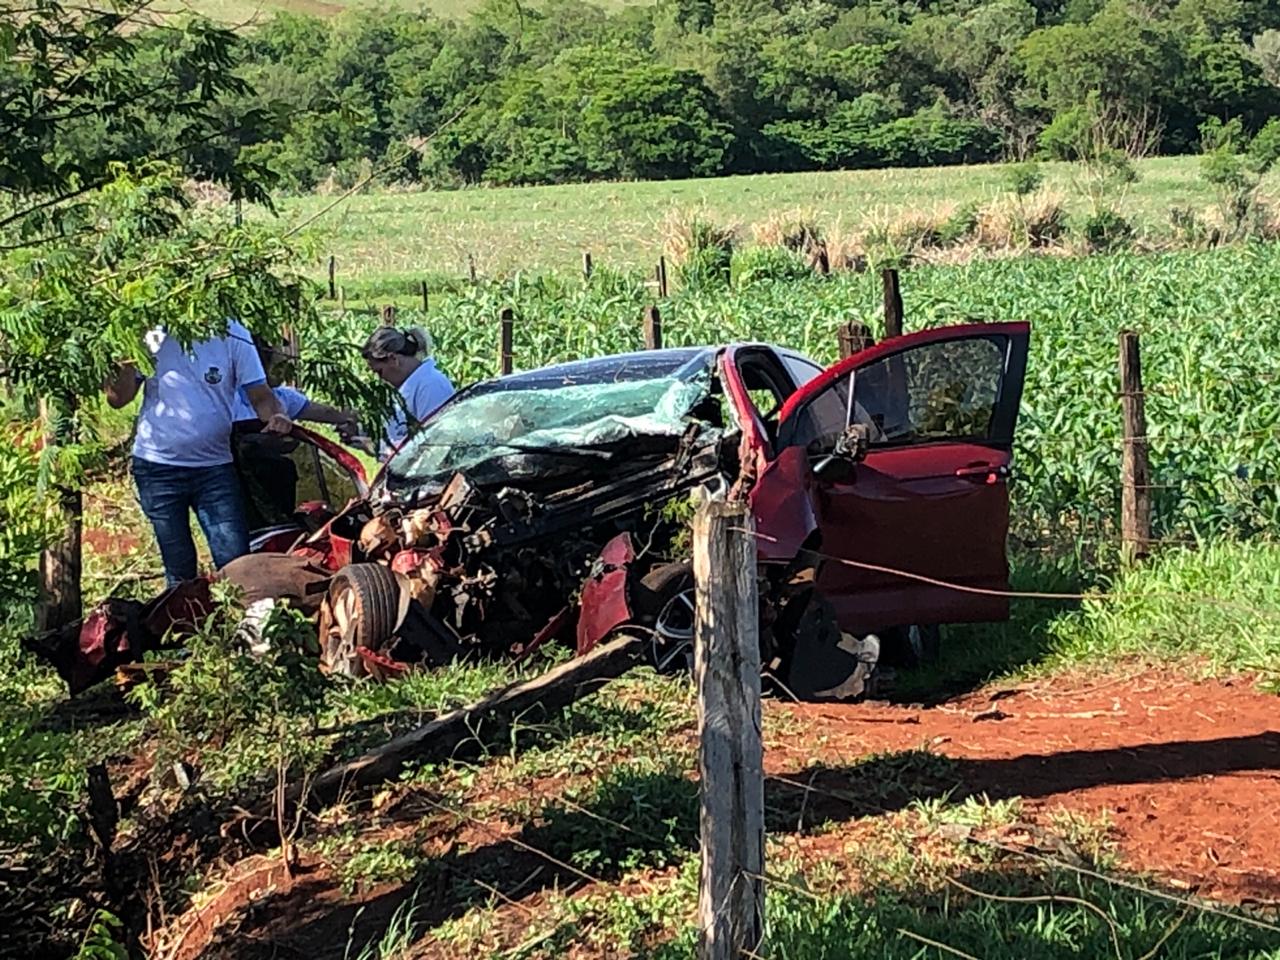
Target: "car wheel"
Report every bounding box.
[632,561,696,674]
[319,563,404,677]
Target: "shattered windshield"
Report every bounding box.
[383,352,717,490]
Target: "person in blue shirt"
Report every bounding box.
[360,325,454,457]
[104,321,291,585]
[231,335,358,437]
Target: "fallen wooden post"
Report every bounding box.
[303,635,643,808]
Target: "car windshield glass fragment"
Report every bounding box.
[385,368,713,486]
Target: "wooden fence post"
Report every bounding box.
[837,321,874,359]
[420,280,429,313]
[36,396,82,633]
[380,304,396,327]
[657,256,669,299]
[644,306,663,350]
[328,256,336,300]
[694,499,765,960]
[499,307,514,375]
[1120,330,1151,561]
[468,254,477,284]
[882,268,903,339]
[582,251,593,281]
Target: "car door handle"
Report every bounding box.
[955,463,1009,484]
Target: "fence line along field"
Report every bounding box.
[266,155,1277,278]
[309,243,1280,556]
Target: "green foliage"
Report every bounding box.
[731,245,810,287]
[664,211,736,289]
[71,910,128,960]
[0,703,85,849]
[1079,207,1134,250]
[128,583,329,791]
[938,202,981,246]
[0,164,314,404]
[0,426,60,609]
[537,763,697,875]
[1051,540,1280,687]
[0,2,279,205]
[1200,116,1280,240]
[1007,161,1045,197]
[47,0,1280,189]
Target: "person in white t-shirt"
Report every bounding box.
[104,321,291,585]
[360,325,454,458]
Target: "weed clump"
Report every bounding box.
[662,209,737,289]
[127,584,329,793]
[731,245,812,286]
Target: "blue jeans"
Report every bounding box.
[132,458,250,585]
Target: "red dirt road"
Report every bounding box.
[768,667,1280,904]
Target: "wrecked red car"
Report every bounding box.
[31,323,1029,700]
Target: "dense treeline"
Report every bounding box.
[33,0,1280,190]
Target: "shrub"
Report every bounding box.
[1169,205,1212,247]
[731,246,812,287]
[976,192,1068,249]
[1080,208,1134,251]
[662,209,737,289]
[938,202,980,246]
[128,586,329,792]
[750,210,824,255]
[1200,116,1280,241]
[890,206,957,251]
[1006,161,1044,198]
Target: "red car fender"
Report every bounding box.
[575,532,637,655]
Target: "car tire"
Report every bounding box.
[631,561,696,674]
[320,563,403,677]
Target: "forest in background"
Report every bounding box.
[48,0,1280,192]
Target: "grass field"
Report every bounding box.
[262,155,1279,280]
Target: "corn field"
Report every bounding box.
[312,243,1280,551]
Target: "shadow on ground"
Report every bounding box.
[885,553,1091,704]
[193,732,1280,959]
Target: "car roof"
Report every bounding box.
[489,343,821,388]
[489,347,716,387]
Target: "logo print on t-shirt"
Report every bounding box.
[204,366,223,385]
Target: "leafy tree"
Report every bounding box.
[1199,115,1280,239]
[581,64,734,179]
[0,2,278,212]
[0,4,387,629]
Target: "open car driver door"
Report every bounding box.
[772,322,1030,634]
[232,423,369,553]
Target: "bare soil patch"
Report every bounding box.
[770,667,1280,904]
[155,666,1280,957]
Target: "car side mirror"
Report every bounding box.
[834,423,871,463]
[812,424,870,483]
